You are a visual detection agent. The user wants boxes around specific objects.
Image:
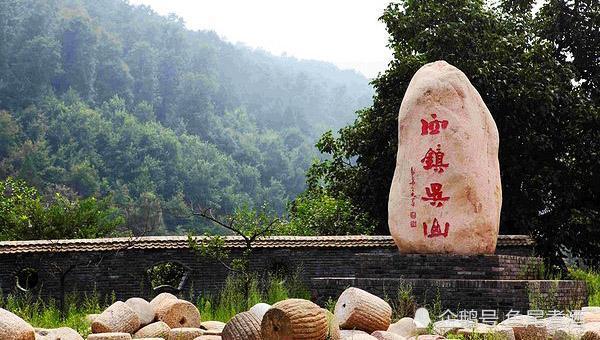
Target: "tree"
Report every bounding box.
[0,0,373,235]
[56,13,98,102]
[13,36,62,106]
[188,205,279,309]
[94,31,133,104]
[281,192,375,236]
[0,111,19,159]
[0,177,123,240]
[308,0,599,266]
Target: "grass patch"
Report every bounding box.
[1,271,310,335]
[199,272,310,322]
[0,290,107,336]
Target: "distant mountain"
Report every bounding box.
[0,0,373,234]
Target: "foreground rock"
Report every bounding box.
[200,320,225,332]
[149,293,178,315]
[543,316,583,339]
[407,335,444,340]
[35,327,83,340]
[193,336,222,340]
[414,308,431,330]
[155,299,201,329]
[388,60,501,254]
[388,317,417,337]
[91,301,141,334]
[221,311,261,340]
[335,287,392,333]
[85,314,99,324]
[133,321,170,338]
[340,329,376,339]
[0,307,36,340]
[583,330,600,340]
[261,298,328,339]
[433,319,475,335]
[87,333,132,340]
[125,298,155,327]
[371,330,405,340]
[457,324,515,340]
[248,303,271,322]
[167,327,204,340]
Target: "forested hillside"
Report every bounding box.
[0,0,373,235]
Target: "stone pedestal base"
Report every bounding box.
[311,254,587,316]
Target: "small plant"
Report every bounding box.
[569,267,600,306]
[324,296,336,313]
[391,281,416,320]
[430,288,443,323]
[527,281,559,312]
[517,258,546,280]
[147,262,186,289]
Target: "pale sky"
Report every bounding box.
[128,0,394,79]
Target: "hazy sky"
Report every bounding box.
[128,0,394,78]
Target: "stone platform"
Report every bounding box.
[310,253,588,316]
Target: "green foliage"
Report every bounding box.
[146,262,186,289]
[391,282,417,320]
[324,297,336,313]
[189,205,282,310]
[308,0,600,265]
[0,0,373,236]
[280,192,375,236]
[569,268,600,306]
[527,281,560,312]
[197,273,309,322]
[0,177,122,240]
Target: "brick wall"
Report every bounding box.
[0,237,587,315]
[311,278,587,315]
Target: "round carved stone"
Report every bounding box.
[335,287,392,333]
[261,299,328,340]
[92,301,141,334]
[221,311,261,340]
[155,299,201,329]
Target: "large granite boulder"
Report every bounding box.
[389,60,501,254]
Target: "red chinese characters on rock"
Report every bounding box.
[421,144,449,173]
[423,218,450,238]
[421,114,448,135]
[419,112,451,239]
[421,183,449,207]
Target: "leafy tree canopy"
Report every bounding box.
[0,0,373,235]
[0,177,122,240]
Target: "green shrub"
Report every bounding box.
[147,262,186,289]
[570,268,600,306]
[0,177,122,240]
[280,192,375,236]
[197,272,311,322]
[392,282,417,320]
